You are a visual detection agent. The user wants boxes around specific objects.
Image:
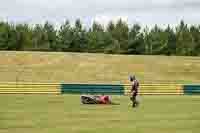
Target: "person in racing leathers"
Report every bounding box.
[129,75,140,108]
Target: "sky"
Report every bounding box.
[0,0,200,28]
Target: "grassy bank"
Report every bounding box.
[0,51,200,84]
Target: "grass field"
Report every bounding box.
[0,51,200,133]
[0,95,200,133]
[0,51,200,84]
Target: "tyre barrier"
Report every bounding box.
[0,83,199,95]
[184,85,200,95]
[61,84,124,95]
[124,84,183,95]
[0,83,60,94]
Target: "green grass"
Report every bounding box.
[0,51,200,84]
[0,51,199,132]
[0,95,200,133]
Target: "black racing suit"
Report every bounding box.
[131,80,139,107]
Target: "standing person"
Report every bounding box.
[129,75,140,108]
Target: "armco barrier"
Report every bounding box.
[0,82,188,95]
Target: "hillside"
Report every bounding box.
[0,51,200,84]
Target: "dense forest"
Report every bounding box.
[0,19,200,56]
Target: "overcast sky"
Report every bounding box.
[1,0,200,27]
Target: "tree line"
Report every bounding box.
[0,19,200,56]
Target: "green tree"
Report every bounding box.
[113,19,129,53]
[0,22,10,50]
[163,25,177,55]
[106,19,129,54]
[70,19,88,52]
[175,20,194,56]
[127,24,145,54]
[189,25,200,56]
[32,24,48,51]
[57,20,74,51]
[143,26,151,54]
[87,21,108,53]
[0,19,199,56]
[15,23,33,50]
[148,25,164,55]
[43,21,57,51]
